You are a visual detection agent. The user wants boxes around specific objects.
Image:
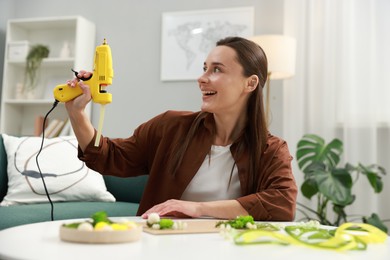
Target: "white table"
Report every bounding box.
[0,218,389,260]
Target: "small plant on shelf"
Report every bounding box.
[295,134,388,233]
[23,44,50,94]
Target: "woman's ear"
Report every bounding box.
[245,75,259,92]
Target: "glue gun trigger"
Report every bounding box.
[71,69,93,81]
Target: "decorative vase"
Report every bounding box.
[15,83,24,99]
[24,88,37,100]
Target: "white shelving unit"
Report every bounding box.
[0,16,96,136]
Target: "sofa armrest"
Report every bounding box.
[103,175,147,203]
[0,135,8,201]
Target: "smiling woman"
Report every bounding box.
[199,46,255,122]
[62,36,297,222]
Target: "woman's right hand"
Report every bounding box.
[64,70,96,151]
[65,70,93,112]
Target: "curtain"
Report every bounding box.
[283,0,390,228]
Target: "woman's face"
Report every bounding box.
[198,46,252,115]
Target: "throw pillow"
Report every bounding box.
[0,134,115,206]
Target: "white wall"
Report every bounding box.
[0,0,285,138]
[0,0,15,103]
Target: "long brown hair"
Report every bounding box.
[169,36,269,190]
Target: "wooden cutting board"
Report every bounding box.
[143,220,220,235]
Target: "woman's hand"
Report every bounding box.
[63,70,96,151]
[141,199,248,220]
[141,199,202,219]
[64,70,93,112]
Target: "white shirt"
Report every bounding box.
[180,144,241,201]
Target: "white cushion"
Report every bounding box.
[0,134,115,206]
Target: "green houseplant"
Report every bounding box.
[296,134,388,233]
[23,44,50,94]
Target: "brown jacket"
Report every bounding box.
[79,111,297,220]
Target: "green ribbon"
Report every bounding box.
[233,222,387,251]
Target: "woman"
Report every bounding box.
[65,36,297,221]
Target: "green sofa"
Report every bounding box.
[0,134,148,230]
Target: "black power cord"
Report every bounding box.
[35,100,59,221]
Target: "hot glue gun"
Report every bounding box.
[53,38,113,104]
[53,38,114,146]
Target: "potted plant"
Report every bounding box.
[23,44,50,97]
[296,134,388,232]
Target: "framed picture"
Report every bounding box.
[160,6,254,81]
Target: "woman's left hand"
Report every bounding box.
[141,199,202,219]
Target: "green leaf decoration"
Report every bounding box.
[216,215,255,229]
[295,134,387,228]
[91,211,111,226]
[24,44,50,90]
[159,218,174,229]
[301,178,318,199]
[332,204,347,221]
[296,134,343,174]
[315,168,354,206]
[301,163,325,198]
[358,164,385,193]
[363,213,388,233]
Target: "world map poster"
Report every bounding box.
[160,7,254,81]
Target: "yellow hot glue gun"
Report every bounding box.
[53,38,114,147]
[53,38,113,104]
